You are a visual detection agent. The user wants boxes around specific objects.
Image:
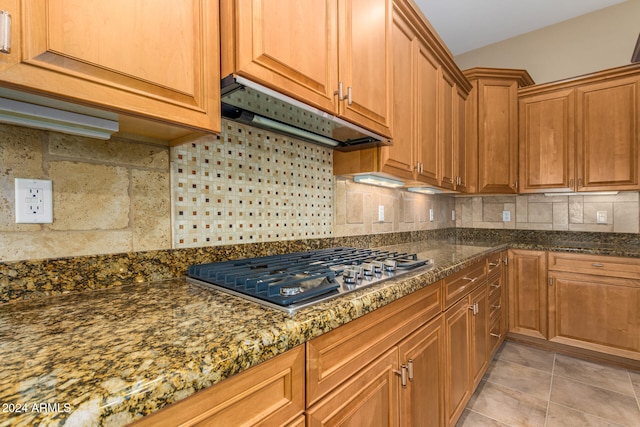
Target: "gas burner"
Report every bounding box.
[187,247,433,313]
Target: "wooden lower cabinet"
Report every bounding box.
[508,249,548,339]
[548,253,640,361]
[398,316,446,427]
[306,348,400,427]
[444,281,490,427]
[131,345,305,427]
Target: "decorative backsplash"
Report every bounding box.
[171,119,334,248]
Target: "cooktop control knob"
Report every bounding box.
[362,263,374,276]
[343,268,360,284]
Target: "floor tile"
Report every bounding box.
[483,359,552,400]
[545,402,626,427]
[466,380,548,427]
[456,409,511,426]
[554,354,635,396]
[550,376,640,426]
[494,341,555,373]
[630,370,640,398]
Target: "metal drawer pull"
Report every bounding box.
[490,333,501,338]
[463,276,478,282]
[490,283,501,289]
[394,365,408,387]
[489,262,500,267]
[0,11,10,54]
[491,304,501,309]
[591,263,604,267]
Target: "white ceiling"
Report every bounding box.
[414,0,629,55]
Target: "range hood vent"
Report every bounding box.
[221,75,391,151]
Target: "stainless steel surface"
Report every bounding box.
[220,74,390,151]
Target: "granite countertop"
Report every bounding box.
[0,241,503,427]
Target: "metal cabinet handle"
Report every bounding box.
[0,11,10,54]
[489,261,500,267]
[591,263,604,267]
[569,178,574,188]
[394,365,408,387]
[578,178,583,188]
[490,333,501,338]
[407,359,414,381]
[490,283,501,289]
[468,302,479,315]
[491,304,501,309]
[335,81,345,101]
[549,278,554,286]
[463,276,478,283]
[347,86,352,105]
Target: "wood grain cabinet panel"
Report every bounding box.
[221,0,392,138]
[0,0,220,140]
[464,68,534,194]
[444,296,472,427]
[131,345,305,427]
[518,64,640,193]
[508,249,548,340]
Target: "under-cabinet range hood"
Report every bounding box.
[221,75,391,151]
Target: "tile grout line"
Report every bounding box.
[543,351,556,427]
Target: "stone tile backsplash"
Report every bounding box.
[456,192,640,233]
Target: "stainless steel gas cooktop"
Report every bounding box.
[187,247,433,313]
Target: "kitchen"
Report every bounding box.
[1,0,640,426]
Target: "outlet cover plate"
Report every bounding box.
[15,178,53,223]
[378,205,384,222]
[502,210,511,222]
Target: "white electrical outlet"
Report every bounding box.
[596,210,607,224]
[378,205,384,222]
[502,210,511,222]
[429,208,434,222]
[15,178,53,223]
[451,210,456,221]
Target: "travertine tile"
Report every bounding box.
[132,170,171,251]
[466,380,547,427]
[527,202,553,223]
[550,376,640,426]
[483,359,552,400]
[49,161,130,230]
[516,195,529,224]
[346,192,364,224]
[472,197,484,222]
[494,341,555,373]
[552,202,569,230]
[49,134,169,169]
[553,354,635,396]
[517,222,553,231]
[613,202,639,233]
[569,196,584,224]
[583,202,613,225]
[545,402,626,427]
[483,203,504,222]
[456,409,510,426]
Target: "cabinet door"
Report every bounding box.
[414,40,441,186]
[477,79,519,193]
[508,250,548,339]
[549,272,640,360]
[519,89,576,193]
[3,0,219,133]
[455,86,469,192]
[221,0,337,114]
[439,71,456,190]
[338,0,392,137]
[576,76,640,191]
[470,284,489,389]
[398,316,445,427]
[306,348,399,427]
[444,297,472,427]
[381,8,417,180]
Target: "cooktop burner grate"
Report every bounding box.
[187,247,432,312]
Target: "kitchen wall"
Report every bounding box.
[0,123,172,262]
[456,193,640,233]
[454,0,640,83]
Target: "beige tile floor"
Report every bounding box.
[456,341,640,427]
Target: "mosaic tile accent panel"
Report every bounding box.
[171,119,333,248]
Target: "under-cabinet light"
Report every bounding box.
[543,191,619,196]
[251,114,340,147]
[353,174,404,188]
[0,97,118,140]
[407,187,443,195]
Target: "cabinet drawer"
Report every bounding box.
[487,253,503,278]
[306,282,442,406]
[489,319,503,355]
[444,260,487,309]
[548,252,640,279]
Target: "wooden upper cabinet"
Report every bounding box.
[221,0,392,138]
[0,0,220,140]
[439,71,456,190]
[576,75,640,191]
[519,89,576,193]
[455,86,469,193]
[518,64,640,193]
[464,68,534,194]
